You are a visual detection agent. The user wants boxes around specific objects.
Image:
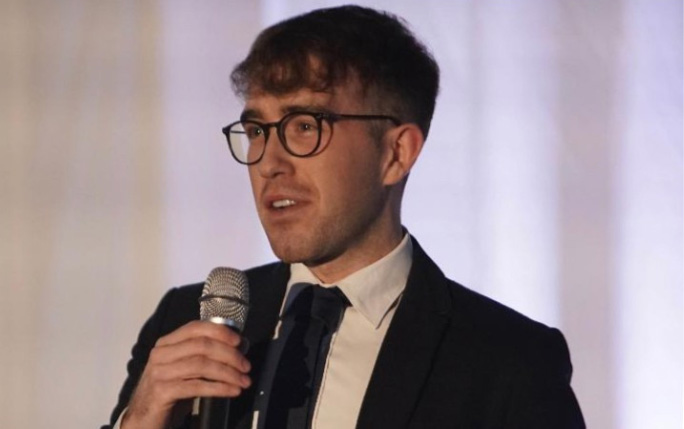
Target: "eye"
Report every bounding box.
[289,115,319,134]
[243,123,264,140]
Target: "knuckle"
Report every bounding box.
[148,347,162,362]
[155,330,174,346]
[146,365,162,381]
[195,336,214,352]
[192,354,211,368]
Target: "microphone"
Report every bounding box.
[198,267,250,429]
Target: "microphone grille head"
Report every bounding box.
[199,267,249,332]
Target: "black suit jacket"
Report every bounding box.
[105,238,585,428]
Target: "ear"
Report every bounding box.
[380,123,425,186]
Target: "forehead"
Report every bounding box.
[241,80,366,120]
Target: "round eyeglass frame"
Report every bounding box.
[222,111,401,165]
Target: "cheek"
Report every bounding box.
[248,168,258,188]
[248,169,265,211]
[318,151,383,210]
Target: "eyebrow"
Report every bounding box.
[240,103,333,122]
[240,108,261,122]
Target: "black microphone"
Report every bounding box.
[198,267,250,429]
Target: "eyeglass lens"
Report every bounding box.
[228,113,330,164]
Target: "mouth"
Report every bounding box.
[271,199,297,209]
[263,194,307,217]
[261,186,309,218]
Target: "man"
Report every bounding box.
[105,5,585,429]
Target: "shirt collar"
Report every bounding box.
[286,233,413,329]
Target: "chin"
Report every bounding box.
[271,245,310,264]
[264,222,341,265]
[268,234,334,266]
[267,234,310,264]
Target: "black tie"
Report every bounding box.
[257,284,350,429]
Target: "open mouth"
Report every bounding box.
[271,199,297,209]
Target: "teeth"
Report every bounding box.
[272,199,296,209]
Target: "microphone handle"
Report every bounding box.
[198,320,246,429]
[199,396,230,429]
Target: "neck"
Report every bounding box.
[305,217,404,284]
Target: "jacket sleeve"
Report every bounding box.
[101,288,181,429]
[505,328,586,429]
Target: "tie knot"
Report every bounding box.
[311,285,350,328]
[284,283,350,331]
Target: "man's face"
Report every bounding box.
[243,82,394,276]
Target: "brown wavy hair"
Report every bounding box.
[231,5,440,137]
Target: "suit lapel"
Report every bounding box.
[242,262,290,346]
[232,262,289,429]
[356,238,452,429]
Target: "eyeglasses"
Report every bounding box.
[222,111,401,165]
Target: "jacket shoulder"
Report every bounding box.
[443,279,574,385]
[448,280,557,338]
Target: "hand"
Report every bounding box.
[121,321,252,429]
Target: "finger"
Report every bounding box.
[152,355,252,388]
[138,378,244,410]
[148,336,251,372]
[156,320,242,348]
[163,378,246,400]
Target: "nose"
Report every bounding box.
[254,126,293,177]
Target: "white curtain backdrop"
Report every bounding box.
[1,1,681,428]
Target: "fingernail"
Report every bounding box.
[241,375,251,387]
